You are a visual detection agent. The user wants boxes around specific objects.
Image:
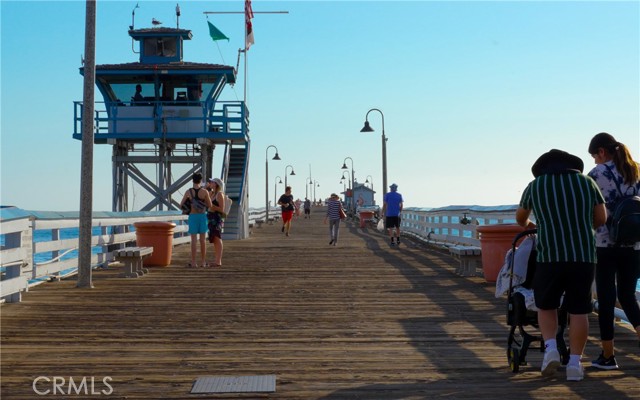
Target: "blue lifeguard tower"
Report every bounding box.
[73,19,250,239]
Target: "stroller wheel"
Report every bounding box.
[508,347,521,373]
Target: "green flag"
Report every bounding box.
[208,21,229,42]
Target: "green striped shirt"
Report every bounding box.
[520,173,604,263]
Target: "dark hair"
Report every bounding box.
[588,132,639,185]
[285,186,292,192]
[192,172,203,184]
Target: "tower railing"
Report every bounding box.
[72,100,248,143]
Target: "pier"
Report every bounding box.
[1,207,639,399]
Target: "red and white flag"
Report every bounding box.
[245,0,254,50]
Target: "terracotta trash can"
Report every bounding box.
[476,224,525,282]
[134,221,176,266]
[359,211,375,228]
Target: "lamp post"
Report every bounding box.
[340,172,348,197]
[274,176,283,207]
[306,177,312,199]
[265,145,281,223]
[361,108,387,199]
[314,180,319,203]
[285,164,295,187]
[341,157,355,214]
[365,175,374,190]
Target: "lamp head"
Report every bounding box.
[360,120,374,133]
[272,152,281,161]
[290,169,296,176]
[341,163,348,170]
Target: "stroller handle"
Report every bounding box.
[512,228,537,246]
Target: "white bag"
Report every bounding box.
[222,194,233,216]
[377,219,385,232]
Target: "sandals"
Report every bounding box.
[187,262,197,268]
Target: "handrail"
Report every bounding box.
[72,100,248,141]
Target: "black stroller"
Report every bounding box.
[505,229,569,373]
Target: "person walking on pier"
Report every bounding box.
[278,186,296,237]
[516,149,606,381]
[304,198,311,219]
[207,178,226,268]
[586,132,640,369]
[181,173,213,268]
[383,183,404,246]
[325,193,344,246]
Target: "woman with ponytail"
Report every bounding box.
[587,132,640,370]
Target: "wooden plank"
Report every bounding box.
[1,207,638,399]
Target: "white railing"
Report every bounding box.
[0,207,280,302]
[1,210,190,303]
[401,205,520,247]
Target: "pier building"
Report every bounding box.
[73,21,250,239]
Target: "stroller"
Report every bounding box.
[497,229,569,373]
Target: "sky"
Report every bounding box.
[1,0,639,212]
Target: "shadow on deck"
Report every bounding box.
[2,208,638,399]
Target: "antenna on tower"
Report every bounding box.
[130,2,139,30]
[176,4,181,28]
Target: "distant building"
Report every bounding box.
[343,182,376,209]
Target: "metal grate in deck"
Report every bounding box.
[191,375,276,394]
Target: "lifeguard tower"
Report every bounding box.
[73,22,250,239]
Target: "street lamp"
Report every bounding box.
[265,145,281,222]
[340,172,348,196]
[365,175,374,190]
[285,164,295,187]
[341,157,355,214]
[274,176,283,207]
[314,180,319,203]
[361,108,387,199]
[306,177,312,199]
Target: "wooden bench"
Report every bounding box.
[114,246,153,278]
[449,245,482,277]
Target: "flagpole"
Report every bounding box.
[201,8,288,113]
[244,6,248,106]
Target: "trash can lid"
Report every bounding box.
[134,221,177,229]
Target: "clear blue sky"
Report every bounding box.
[1,0,639,211]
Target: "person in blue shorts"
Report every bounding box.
[180,173,212,267]
[383,183,404,246]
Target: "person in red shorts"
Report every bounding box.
[278,186,296,237]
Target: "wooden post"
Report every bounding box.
[77,0,97,289]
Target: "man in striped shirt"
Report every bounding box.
[516,149,606,382]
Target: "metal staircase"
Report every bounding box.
[221,144,250,240]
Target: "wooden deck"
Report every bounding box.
[2,208,639,399]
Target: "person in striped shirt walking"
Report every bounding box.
[325,193,345,246]
[516,149,606,382]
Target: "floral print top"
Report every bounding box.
[587,160,640,248]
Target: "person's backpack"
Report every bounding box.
[604,165,640,245]
[181,197,192,215]
[184,188,207,214]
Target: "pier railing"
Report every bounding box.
[0,207,279,302]
[401,205,519,247]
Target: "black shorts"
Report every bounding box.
[532,261,595,314]
[386,216,400,229]
[304,208,310,215]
